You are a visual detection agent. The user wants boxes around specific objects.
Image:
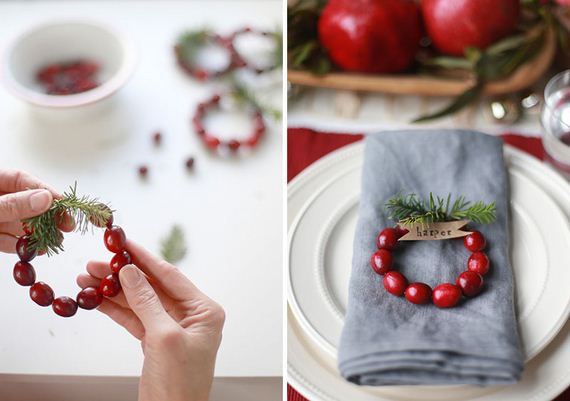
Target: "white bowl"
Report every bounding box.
[2,20,136,108]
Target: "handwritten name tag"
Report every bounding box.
[398,220,472,241]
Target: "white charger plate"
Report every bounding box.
[288,143,570,401]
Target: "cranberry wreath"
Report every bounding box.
[9,185,127,318]
[370,193,496,309]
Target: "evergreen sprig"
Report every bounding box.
[386,193,496,226]
[22,184,112,256]
[160,225,187,264]
[231,80,282,120]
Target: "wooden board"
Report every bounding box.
[288,29,556,97]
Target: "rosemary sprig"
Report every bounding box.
[176,29,213,68]
[160,225,187,264]
[22,184,112,256]
[386,193,496,226]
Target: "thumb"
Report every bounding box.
[0,189,53,222]
[119,264,172,331]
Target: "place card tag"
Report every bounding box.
[398,220,472,241]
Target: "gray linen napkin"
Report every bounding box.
[338,130,523,386]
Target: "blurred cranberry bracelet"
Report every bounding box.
[175,27,280,81]
[371,226,490,308]
[192,93,265,154]
[228,27,280,75]
[12,214,131,318]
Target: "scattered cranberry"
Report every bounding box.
[185,157,195,170]
[100,273,121,297]
[383,271,408,296]
[228,140,241,152]
[30,282,55,306]
[464,231,486,252]
[467,252,490,275]
[77,287,103,310]
[370,249,392,275]
[13,261,36,286]
[52,296,78,317]
[404,283,432,305]
[104,225,127,253]
[152,131,162,146]
[110,250,132,273]
[376,228,399,250]
[432,283,462,308]
[457,271,484,297]
[16,236,37,262]
[138,165,149,179]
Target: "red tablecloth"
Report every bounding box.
[287,128,568,401]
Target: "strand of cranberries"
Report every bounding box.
[371,227,490,308]
[13,215,132,318]
[227,27,278,75]
[174,32,242,81]
[192,94,266,153]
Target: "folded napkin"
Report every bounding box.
[338,130,523,386]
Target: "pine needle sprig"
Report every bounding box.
[160,225,187,264]
[386,193,496,226]
[22,184,113,256]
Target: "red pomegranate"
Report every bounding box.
[421,0,520,56]
[318,0,422,73]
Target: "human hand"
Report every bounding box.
[0,170,74,253]
[77,241,225,401]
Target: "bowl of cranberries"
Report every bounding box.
[2,20,136,108]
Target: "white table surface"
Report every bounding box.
[0,0,283,379]
[288,87,544,137]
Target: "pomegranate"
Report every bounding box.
[318,0,422,73]
[421,0,520,56]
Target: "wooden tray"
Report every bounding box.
[288,29,556,97]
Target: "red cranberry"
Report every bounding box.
[204,136,221,150]
[100,273,121,297]
[16,236,37,262]
[104,225,127,253]
[22,223,33,235]
[110,250,132,273]
[405,283,432,305]
[383,271,408,296]
[30,282,55,306]
[195,69,209,81]
[432,283,462,308]
[395,225,410,239]
[52,296,78,317]
[376,228,398,250]
[211,94,221,104]
[457,271,484,297]
[228,140,241,152]
[77,287,103,310]
[152,131,162,146]
[467,252,490,275]
[138,165,149,178]
[464,231,486,252]
[185,157,195,170]
[13,261,36,286]
[370,249,393,275]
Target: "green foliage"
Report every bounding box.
[22,184,113,256]
[287,1,331,74]
[160,225,187,264]
[386,193,496,226]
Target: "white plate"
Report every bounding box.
[288,143,570,401]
